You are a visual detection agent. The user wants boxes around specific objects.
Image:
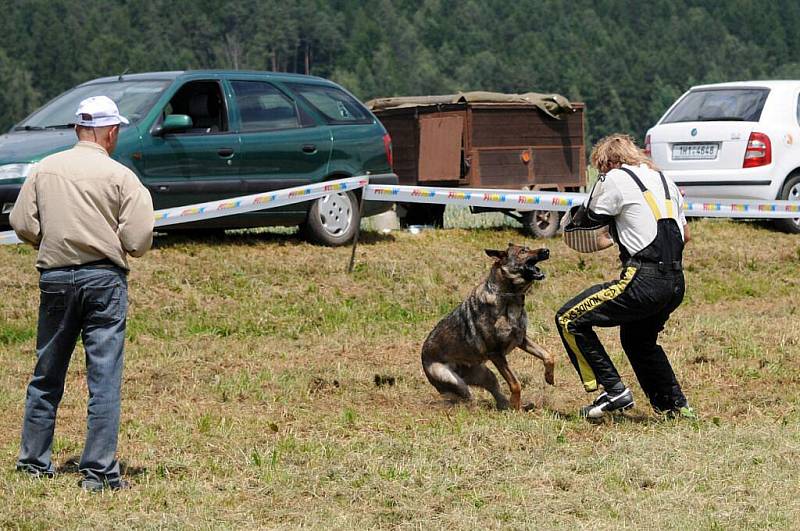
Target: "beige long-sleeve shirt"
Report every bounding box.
[10,141,154,270]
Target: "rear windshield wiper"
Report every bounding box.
[43,124,74,129]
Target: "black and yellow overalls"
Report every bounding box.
[555,167,689,412]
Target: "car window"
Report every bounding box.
[231,81,300,132]
[162,80,229,134]
[285,82,372,125]
[662,88,769,124]
[16,80,168,130]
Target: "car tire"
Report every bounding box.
[776,173,800,234]
[301,190,360,246]
[521,210,562,238]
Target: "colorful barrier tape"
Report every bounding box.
[682,198,800,218]
[365,184,586,212]
[364,184,800,219]
[0,175,370,245]
[153,175,369,227]
[0,231,20,245]
[2,179,799,245]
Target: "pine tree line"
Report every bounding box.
[1,0,798,143]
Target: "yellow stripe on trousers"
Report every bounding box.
[557,267,637,391]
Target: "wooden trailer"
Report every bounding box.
[367,92,586,237]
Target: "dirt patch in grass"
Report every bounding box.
[1,219,799,528]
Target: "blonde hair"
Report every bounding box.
[590,133,655,174]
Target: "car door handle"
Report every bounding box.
[217,148,235,158]
[302,144,317,154]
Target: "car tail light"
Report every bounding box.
[742,132,771,168]
[644,134,651,158]
[382,133,393,169]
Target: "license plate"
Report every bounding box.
[672,143,718,160]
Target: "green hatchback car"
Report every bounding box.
[0,70,397,245]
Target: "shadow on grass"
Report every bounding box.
[56,456,147,477]
[693,217,788,234]
[55,456,80,474]
[538,406,664,425]
[153,228,395,249]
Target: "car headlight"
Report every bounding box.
[0,163,32,182]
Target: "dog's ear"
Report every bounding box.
[485,249,507,260]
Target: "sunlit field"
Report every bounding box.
[1,213,799,529]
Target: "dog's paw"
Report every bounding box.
[544,363,555,386]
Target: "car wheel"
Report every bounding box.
[521,210,562,238]
[776,173,800,234]
[301,191,359,246]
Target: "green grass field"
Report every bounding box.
[1,215,799,529]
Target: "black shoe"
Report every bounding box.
[580,387,634,418]
[79,478,131,492]
[16,464,55,479]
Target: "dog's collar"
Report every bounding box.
[486,276,530,298]
[494,292,524,298]
[487,285,528,298]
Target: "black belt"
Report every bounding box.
[626,258,682,273]
[38,259,126,273]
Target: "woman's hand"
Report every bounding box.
[596,226,615,250]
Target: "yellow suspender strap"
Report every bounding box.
[658,171,676,219]
[642,190,664,220]
[619,167,678,221]
[619,167,664,220]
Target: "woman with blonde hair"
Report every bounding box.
[555,134,694,419]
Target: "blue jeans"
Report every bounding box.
[17,265,128,485]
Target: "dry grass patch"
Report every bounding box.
[0,219,799,529]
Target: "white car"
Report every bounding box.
[646,80,800,233]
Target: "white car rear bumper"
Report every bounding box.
[661,167,779,200]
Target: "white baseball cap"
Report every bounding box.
[75,96,129,127]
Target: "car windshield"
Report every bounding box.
[662,88,770,124]
[15,80,169,130]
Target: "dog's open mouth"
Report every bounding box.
[523,264,545,281]
[523,253,548,281]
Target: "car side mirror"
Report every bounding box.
[156,114,193,135]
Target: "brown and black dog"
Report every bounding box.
[421,244,555,410]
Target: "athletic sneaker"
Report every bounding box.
[580,387,634,418]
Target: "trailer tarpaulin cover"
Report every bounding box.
[365,91,574,119]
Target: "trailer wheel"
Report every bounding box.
[521,210,562,239]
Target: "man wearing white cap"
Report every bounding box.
[10,95,153,491]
